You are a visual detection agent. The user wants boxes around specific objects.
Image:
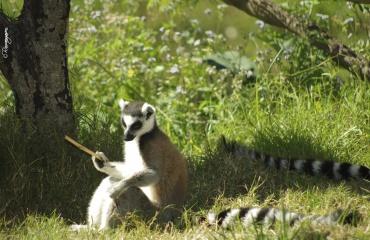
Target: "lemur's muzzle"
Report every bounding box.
[124,132,135,141]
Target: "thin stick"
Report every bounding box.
[64,135,103,160]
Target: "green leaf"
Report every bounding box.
[205,51,256,76]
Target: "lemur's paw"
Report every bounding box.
[96,151,109,162]
[109,182,128,199]
[92,151,110,169]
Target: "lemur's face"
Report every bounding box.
[119,99,156,141]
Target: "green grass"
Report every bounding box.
[3,78,370,239]
[1,0,370,239]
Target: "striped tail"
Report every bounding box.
[205,207,360,228]
[220,136,370,180]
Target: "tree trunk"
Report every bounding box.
[222,0,370,81]
[0,0,85,221]
[0,0,75,157]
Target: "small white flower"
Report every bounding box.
[160,45,169,53]
[316,13,329,21]
[346,1,353,9]
[87,26,98,33]
[246,70,253,78]
[194,39,201,46]
[166,54,171,62]
[205,30,215,38]
[300,1,309,6]
[176,47,185,55]
[170,64,180,74]
[217,4,228,10]
[343,17,354,24]
[191,19,199,25]
[176,85,184,94]
[91,11,101,19]
[255,20,266,29]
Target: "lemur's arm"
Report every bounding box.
[108,168,162,198]
[92,152,127,179]
[92,152,162,198]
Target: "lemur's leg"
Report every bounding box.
[99,195,116,230]
[114,186,157,222]
[72,179,115,232]
[87,176,117,230]
[116,187,180,224]
[87,177,156,230]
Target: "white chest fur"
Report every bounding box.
[124,139,156,203]
[124,139,146,171]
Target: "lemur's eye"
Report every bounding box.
[131,121,142,130]
[121,118,127,128]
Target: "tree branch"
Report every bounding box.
[222,0,305,35]
[222,0,370,80]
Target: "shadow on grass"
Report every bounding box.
[0,109,123,225]
[1,109,368,230]
[186,132,369,215]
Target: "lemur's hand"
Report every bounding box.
[92,151,111,169]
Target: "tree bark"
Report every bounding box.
[0,0,75,157]
[222,0,370,81]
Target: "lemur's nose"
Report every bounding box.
[124,132,135,141]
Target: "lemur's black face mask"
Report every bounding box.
[122,119,142,141]
[120,101,156,142]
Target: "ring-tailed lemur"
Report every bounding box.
[203,207,359,228]
[197,136,366,228]
[74,101,363,230]
[220,136,370,181]
[82,100,188,230]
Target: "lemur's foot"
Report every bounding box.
[92,151,111,169]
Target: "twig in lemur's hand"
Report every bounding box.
[64,135,103,160]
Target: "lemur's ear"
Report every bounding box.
[142,103,156,120]
[119,99,129,111]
